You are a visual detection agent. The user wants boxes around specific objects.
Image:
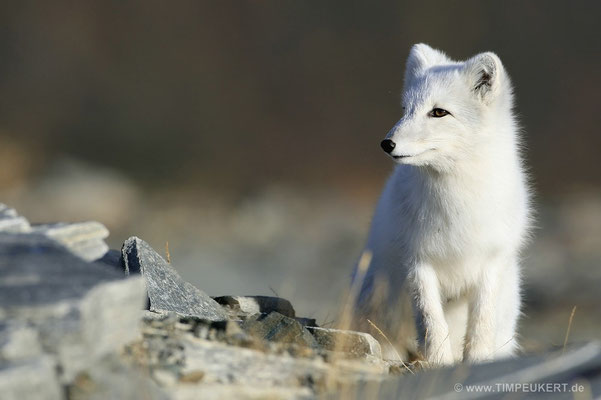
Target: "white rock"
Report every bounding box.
[0,356,62,400]
[32,221,110,261]
[0,321,42,361]
[0,204,31,233]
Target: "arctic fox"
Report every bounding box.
[352,44,531,365]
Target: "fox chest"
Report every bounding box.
[407,195,507,264]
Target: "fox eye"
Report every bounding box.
[429,108,450,118]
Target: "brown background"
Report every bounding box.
[0,1,599,195]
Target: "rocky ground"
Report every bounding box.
[1,203,601,399]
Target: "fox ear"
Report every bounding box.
[464,52,503,103]
[404,43,449,83]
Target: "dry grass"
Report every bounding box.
[335,250,372,334]
[562,306,577,354]
[366,319,413,375]
[165,241,171,264]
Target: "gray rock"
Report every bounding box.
[0,204,110,261]
[152,368,179,387]
[358,341,601,399]
[32,221,109,261]
[124,320,188,383]
[142,309,180,323]
[0,321,42,361]
[180,334,387,393]
[0,204,31,233]
[67,354,169,400]
[132,305,391,398]
[94,249,124,272]
[0,232,146,382]
[0,356,62,400]
[213,295,296,318]
[173,384,314,400]
[122,236,228,321]
[309,327,382,359]
[242,312,317,349]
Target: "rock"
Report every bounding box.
[295,317,317,328]
[129,299,391,398]
[142,310,180,324]
[309,327,382,359]
[213,295,296,319]
[178,370,205,384]
[67,354,169,400]
[0,321,42,361]
[0,356,62,400]
[122,236,228,321]
[242,312,317,349]
[0,204,31,233]
[124,328,187,382]
[363,342,601,399]
[32,221,109,262]
[139,310,267,352]
[94,249,124,272]
[0,204,111,262]
[173,384,314,400]
[179,334,387,393]
[0,232,146,382]
[153,368,180,387]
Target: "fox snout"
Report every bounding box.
[380,139,396,154]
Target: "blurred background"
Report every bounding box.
[1,1,599,351]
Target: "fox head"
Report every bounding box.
[382,43,514,172]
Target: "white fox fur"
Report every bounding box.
[352,44,532,365]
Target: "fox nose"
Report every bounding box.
[380,139,396,154]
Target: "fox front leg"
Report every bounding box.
[463,260,504,363]
[410,264,454,365]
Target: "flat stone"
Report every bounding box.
[0,356,62,400]
[362,341,601,399]
[67,354,169,400]
[309,327,382,359]
[0,204,31,233]
[213,295,296,318]
[32,221,109,261]
[173,384,314,400]
[122,236,228,321]
[180,335,387,391]
[0,232,146,382]
[129,310,390,398]
[241,312,317,349]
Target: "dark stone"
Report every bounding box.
[213,295,296,319]
[121,237,227,321]
[95,249,124,272]
[241,312,317,348]
[295,317,318,328]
